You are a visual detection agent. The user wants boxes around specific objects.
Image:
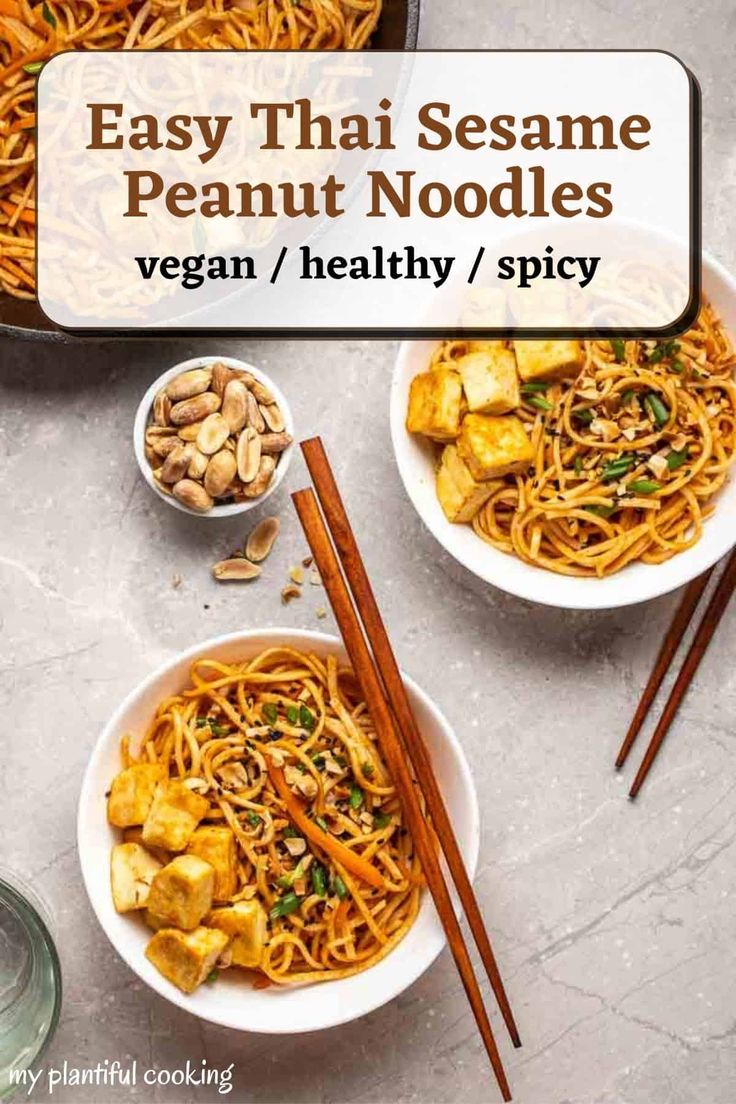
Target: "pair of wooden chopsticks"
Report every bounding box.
[616,547,736,797]
[294,437,519,1102]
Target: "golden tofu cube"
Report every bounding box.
[457,414,534,481]
[467,340,504,353]
[513,340,584,383]
[406,368,462,441]
[457,350,520,415]
[122,826,169,865]
[186,827,237,901]
[436,445,501,523]
[207,900,267,969]
[142,780,209,851]
[107,763,165,828]
[110,843,162,913]
[147,854,215,930]
[146,927,228,994]
[144,909,169,932]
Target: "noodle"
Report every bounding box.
[110,646,421,988]
[0,0,382,300]
[421,303,736,577]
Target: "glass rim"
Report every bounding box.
[0,873,63,1089]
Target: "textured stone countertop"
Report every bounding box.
[2,2,735,1102]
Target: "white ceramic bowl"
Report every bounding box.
[391,252,736,610]
[133,356,294,518]
[78,629,479,1033]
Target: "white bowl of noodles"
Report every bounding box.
[77,629,479,1033]
[391,252,736,610]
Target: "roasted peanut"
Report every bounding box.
[169,391,221,426]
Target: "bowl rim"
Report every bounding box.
[77,627,479,1033]
[133,355,294,519]
[390,250,736,611]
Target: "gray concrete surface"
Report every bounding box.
[2,2,735,1101]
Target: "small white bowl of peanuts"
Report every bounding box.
[134,356,294,517]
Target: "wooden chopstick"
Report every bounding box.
[301,435,521,1049]
[626,548,736,798]
[615,568,714,770]
[292,486,513,1102]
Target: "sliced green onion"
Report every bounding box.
[312,864,327,897]
[526,394,553,412]
[670,359,685,374]
[348,785,363,810]
[362,762,375,779]
[246,811,262,828]
[333,875,348,901]
[574,455,583,476]
[269,891,301,920]
[262,702,278,725]
[644,393,670,427]
[42,1,56,27]
[628,479,662,494]
[373,812,391,830]
[610,338,626,362]
[23,61,45,75]
[286,705,299,724]
[520,381,549,394]
[573,407,594,425]
[276,858,306,889]
[647,339,680,364]
[206,969,219,983]
[299,704,316,730]
[282,825,302,840]
[314,816,329,833]
[620,389,635,407]
[601,455,635,483]
[584,504,617,518]
[667,447,690,471]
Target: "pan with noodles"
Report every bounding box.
[0,0,419,339]
[79,630,477,1031]
[391,257,736,609]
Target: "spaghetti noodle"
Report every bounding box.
[113,646,421,988]
[0,0,382,300]
[424,304,736,577]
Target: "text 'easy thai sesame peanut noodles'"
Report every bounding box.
[107,647,421,994]
[0,0,382,301]
[406,304,736,577]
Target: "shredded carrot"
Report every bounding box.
[0,198,34,223]
[267,763,386,890]
[8,114,34,134]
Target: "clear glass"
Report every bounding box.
[0,872,61,1099]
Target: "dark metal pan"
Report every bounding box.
[0,0,420,342]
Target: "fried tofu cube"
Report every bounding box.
[406,368,462,441]
[122,826,169,865]
[207,900,267,969]
[186,827,237,901]
[107,763,165,828]
[147,855,215,930]
[146,927,228,994]
[436,445,501,523]
[457,349,520,415]
[110,843,163,913]
[144,909,169,933]
[142,780,209,851]
[513,340,584,383]
[457,414,534,481]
